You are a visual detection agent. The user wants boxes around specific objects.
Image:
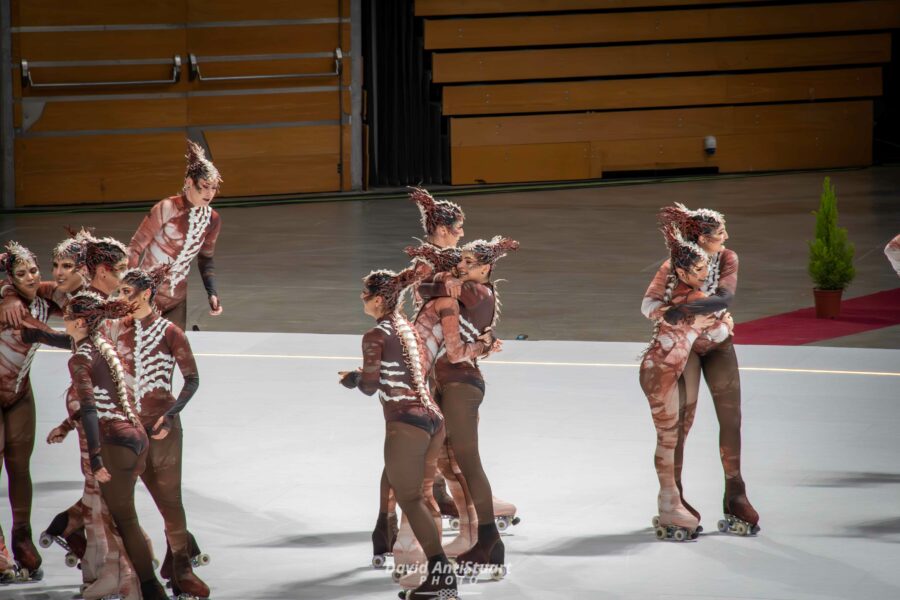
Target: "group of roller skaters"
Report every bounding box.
[0,141,221,599]
[340,188,522,599]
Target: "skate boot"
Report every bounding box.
[161,532,209,581]
[39,511,86,567]
[675,480,702,533]
[455,523,506,581]
[371,511,398,568]
[391,514,427,584]
[11,524,43,581]
[492,495,521,532]
[399,554,458,600]
[654,489,700,542]
[141,578,170,600]
[718,476,760,536]
[171,552,210,599]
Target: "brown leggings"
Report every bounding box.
[1,387,35,529]
[439,382,495,525]
[98,444,155,582]
[162,300,187,332]
[140,418,190,556]
[384,421,444,557]
[675,338,743,481]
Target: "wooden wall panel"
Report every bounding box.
[188,91,349,125]
[15,98,187,132]
[14,30,186,62]
[443,67,883,115]
[188,24,350,56]
[424,1,900,49]
[433,34,892,83]
[450,102,872,183]
[416,0,768,16]
[188,0,350,20]
[12,0,185,26]
[15,133,187,205]
[452,142,595,183]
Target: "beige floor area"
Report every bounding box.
[2,166,898,348]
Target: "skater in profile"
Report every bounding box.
[128,140,224,330]
[640,226,729,540]
[644,204,759,535]
[339,268,458,600]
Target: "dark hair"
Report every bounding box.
[410,187,464,236]
[405,243,461,273]
[120,264,170,302]
[84,238,127,277]
[658,203,725,243]
[461,236,519,266]
[362,268,421,312]
[1,241,36,278]
[65,291,133,332]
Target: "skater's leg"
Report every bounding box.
[98,445,156,584]
[4,389,41,570]
[162,300,187,331]
[384,422,443,558]
[437,442,477,556]
[701,338,758,526]
[439,383,494,526]
[674,352,701,522]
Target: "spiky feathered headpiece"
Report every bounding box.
[410,187,464,235]
[657,202,725,243]
[662,224,706,272]
[53,226,95,265]
[405,243,461,274]
[84,237,127,277]
[65,290,133,331]
[363,268,422,312]
[185,140,222,186]
[1,241,37,277]
[461,236,519,266]
[121,263,171,301]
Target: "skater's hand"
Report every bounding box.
[208,295,223,316]
[690,313,717,331]
[150,415,171,440]
[47,426,68,444]
[94,467,111,483]
[0,295,28,328]
[445,277,463,300]
[339,369,361,388]
[722,312,735,335]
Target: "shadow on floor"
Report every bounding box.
[259,566,391,600]
[250,530,369,548]
[518,530,654,557]
[801,472,900,487]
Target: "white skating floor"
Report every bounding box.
[3,332,899,600]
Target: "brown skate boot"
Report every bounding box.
[371,511,398,568]
[11,524,43,580]
[399,554,457,600]
[718,476,760,536]
[172,551,210,598]
[455,523,506,581]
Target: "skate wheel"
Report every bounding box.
[39,532,53,548]
[497,516,510,531]
[673,529,686,542]
[449,518,460,531]
[65,552,79,568]
[717,519,729,533]
[734,522,748,536]
[511,516,521,526]
[490,565,507,580]
[372,554,386,569]
[654,527,666,540]
[651,516,660,528]
[392,567,403,582]
[195,552,211,566]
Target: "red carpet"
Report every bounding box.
[733,288,900,345]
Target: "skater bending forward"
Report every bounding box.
[340,268,458,600]
[639,227,731,541]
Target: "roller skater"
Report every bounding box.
[640,226,731,542]
[649,203,760,535]
[340,268,457,600]
[128,140,223,330]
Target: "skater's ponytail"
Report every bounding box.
[658,203,725,245]
[92,330,140,428]
[410,186,464,236]
[362,267,423,314]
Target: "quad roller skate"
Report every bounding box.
[161,532,209,582]
[454,524,506,582]
[399,555,458,600]
[653,490,700,542]
[652,515,699,542]
[39,511,86,568]
[372,512,398,568]
[492,496,520,532]
[718,477,760,536]
[171,552,210,599]
[10,525,44,582]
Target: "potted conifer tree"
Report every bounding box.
[808,177,855,318]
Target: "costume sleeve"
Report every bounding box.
[641,260,671,320]
[199,210,221,258]
[69,354,103,471]
[436,298,487,364]
[672,250,738,320]
[22,326,73,350]
[356,329,384,396]
[197,254,218,297]
[165,325,199,418]
[886,234,900,277]
[128,201,166,267]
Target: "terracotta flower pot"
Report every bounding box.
[813,288,843,319]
